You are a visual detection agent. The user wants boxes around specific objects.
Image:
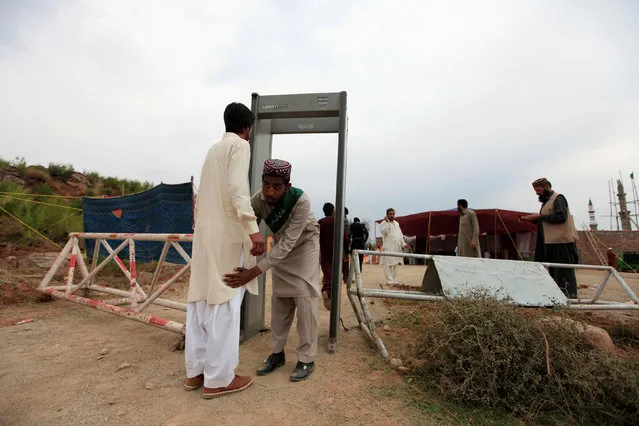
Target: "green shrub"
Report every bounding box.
[0,180,23,194]
[48,162,75,180]
[0,180,82,245]
[84,171,102,186]
[34,182,55,196]
[1,161,155,244]
[0,156,10,170]
[10,156,27,176]
[413,297,639,425]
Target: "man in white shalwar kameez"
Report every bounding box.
[380,208,408,285]
[184,102,265,399]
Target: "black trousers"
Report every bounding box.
[351,242,366,272]
[543,243,579,298]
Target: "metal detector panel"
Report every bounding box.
[420,255,568,307]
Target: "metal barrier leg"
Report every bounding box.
[346,252,364,326]
[353,252,389,359]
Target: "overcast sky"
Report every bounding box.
[1,0,638,232]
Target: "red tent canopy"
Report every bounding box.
[376,209,536,238]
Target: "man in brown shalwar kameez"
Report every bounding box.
[457,199,481,257]
[223,159,319,382]
[318,202,350,311]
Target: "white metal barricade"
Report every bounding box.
[347,249,639,360]
[38,233,192,334]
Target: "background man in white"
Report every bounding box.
[184,103,265,399]
[380,208,408,285]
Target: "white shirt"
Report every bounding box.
[380,220,405,266]
[187,133,260,305]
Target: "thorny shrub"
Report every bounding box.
[413,296,639,425]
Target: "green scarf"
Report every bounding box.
[264,187,304,234]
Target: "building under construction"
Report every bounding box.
[580,172,639,271]
[605,172,639,231]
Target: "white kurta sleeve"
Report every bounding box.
[227,141,259,235]
[380,221,390,237]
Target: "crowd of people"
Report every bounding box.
[184,101,582,399]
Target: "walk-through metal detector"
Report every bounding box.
[240,92,348,353]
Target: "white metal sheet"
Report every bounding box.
[421,255,568,307]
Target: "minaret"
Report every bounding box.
[617,179,632,231]
[588,199,598,231]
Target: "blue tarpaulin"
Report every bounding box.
[82,183,194,264]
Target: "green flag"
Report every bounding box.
[631,172,635,180]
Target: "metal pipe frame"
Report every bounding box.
[347,249,639,360]
[86,284,186,311]
[38,233,192,335]
[349,253,390,359]
[69,232,193,242]
[41,288,184,333]
[96,239,147,298]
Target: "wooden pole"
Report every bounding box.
[494,209,498,259]
[190,175,195,228]
[426,211,432,254]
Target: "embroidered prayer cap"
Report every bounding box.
[532,177,551,188]
[263,159,292,180]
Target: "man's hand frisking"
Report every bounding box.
[223,266,261,288]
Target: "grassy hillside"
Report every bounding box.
[0,156,153,248]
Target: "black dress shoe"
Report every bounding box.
[290,361,314,382]
[256,351,285,376]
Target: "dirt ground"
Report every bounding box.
[1,260,638,425]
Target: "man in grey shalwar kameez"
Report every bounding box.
[457,199,481,257]
[223,159,319,382]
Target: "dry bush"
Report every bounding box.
[0,216,23,241]
[25,167,51,182]
[413,296,639,425]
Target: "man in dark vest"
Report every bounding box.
[521,178,579,298]
[349,218,369,270]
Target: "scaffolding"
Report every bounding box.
[606,172,639,231]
